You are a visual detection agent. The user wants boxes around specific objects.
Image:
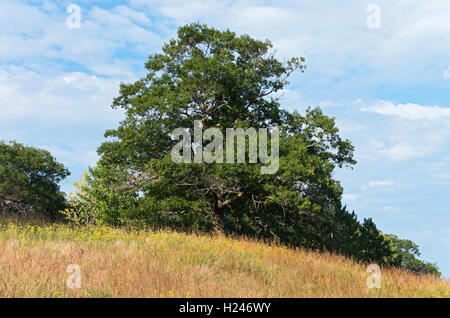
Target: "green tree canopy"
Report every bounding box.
[384,234,440,275]
[98,23,307,167]
[92,23,355,242]
[0,141,70,218]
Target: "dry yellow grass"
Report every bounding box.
[0,221,448,298]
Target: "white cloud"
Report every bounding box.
[363,100,450,122]
[367,180,393,188]
[356,100,450,161]
[444,66,450,79]
[0,66,124,124]
[380,144,431,162]
[112,5,152,25]
[365,137,435,161]
[360,180,394,191]
[342,193,358,202]
[382,206,401,213]
[0,1,162,77]
[421,160,450,182]
[128,0,450,84]
[37,144,98,168]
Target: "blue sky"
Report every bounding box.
[1,0,449,277]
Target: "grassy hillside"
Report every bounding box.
[0,220,448,298]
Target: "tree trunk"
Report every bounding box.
[212,194,225,233]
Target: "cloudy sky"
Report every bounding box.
[1,0,449,276]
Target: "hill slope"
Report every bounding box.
[0,221,448,298]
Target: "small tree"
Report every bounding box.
[384,234,440,276]
[0,141,70,218]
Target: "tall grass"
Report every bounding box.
[0,220,448,298]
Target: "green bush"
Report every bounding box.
[0,141,70,219]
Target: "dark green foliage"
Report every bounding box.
[384,234,440,275]
[0,141,70,218]
[355,218,392,264]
